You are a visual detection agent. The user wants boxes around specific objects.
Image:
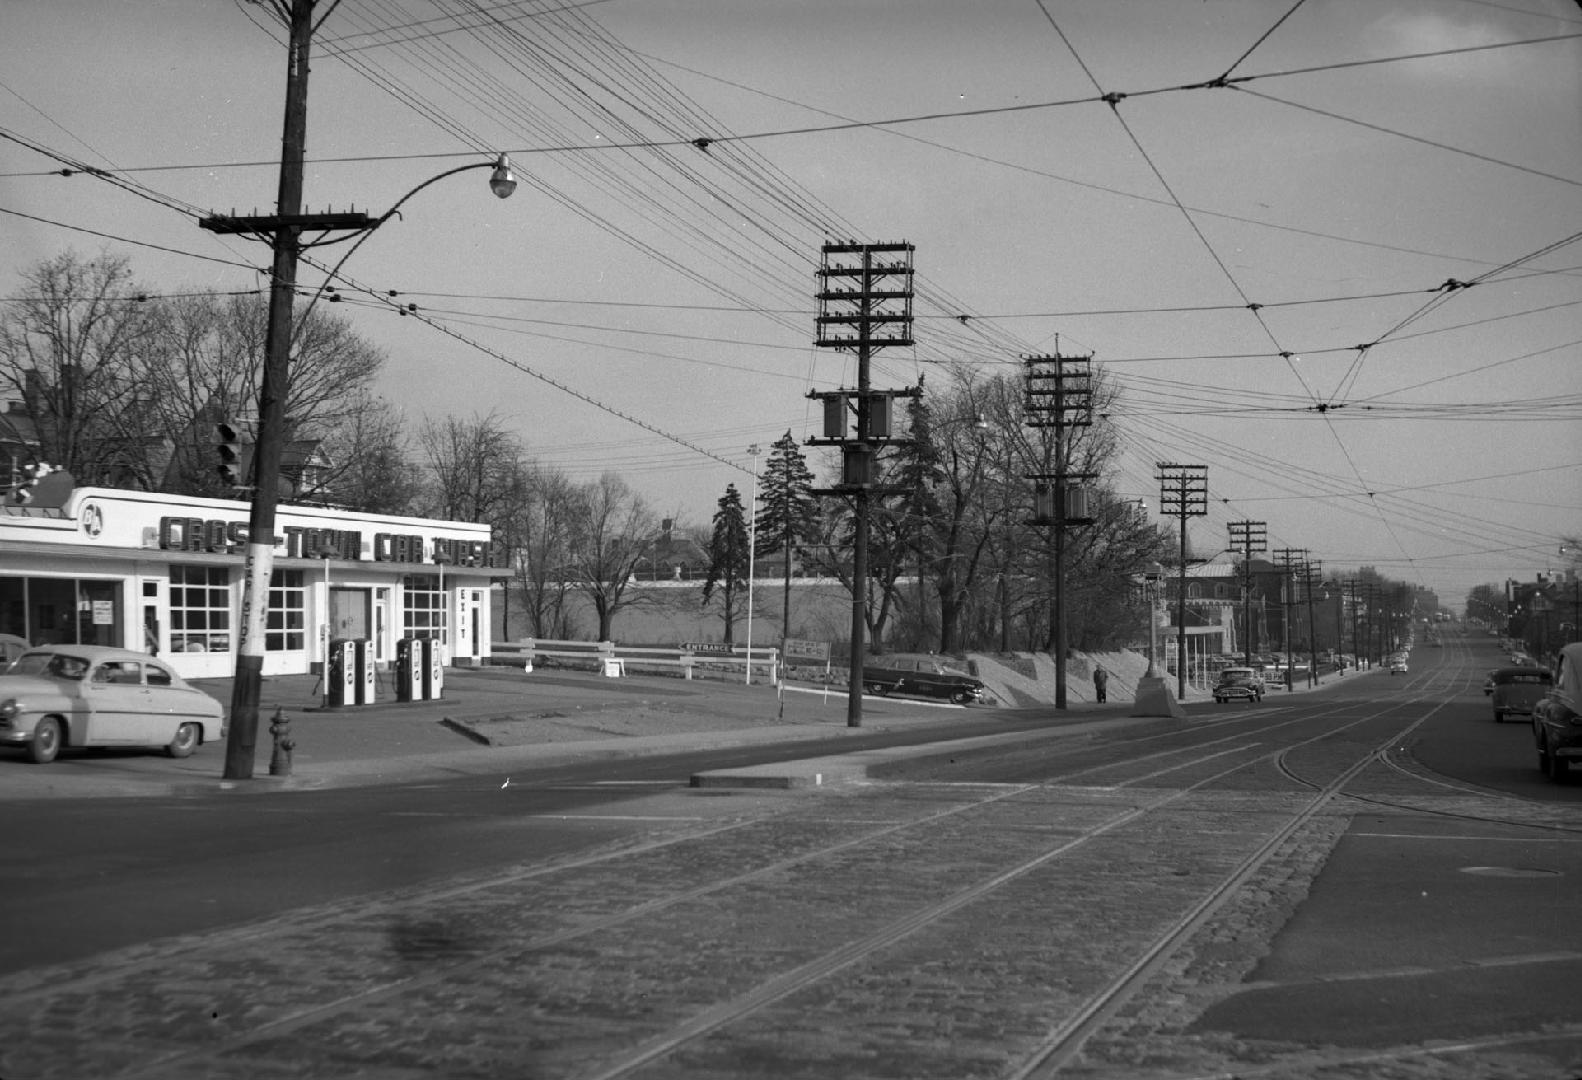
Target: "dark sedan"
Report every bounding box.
[1534,643,1582,781]
[862,654,987,705]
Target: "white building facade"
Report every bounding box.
[0,487,504,679]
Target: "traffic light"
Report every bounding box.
[9,462,51,504]
[216,421,241,485]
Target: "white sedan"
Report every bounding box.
[0,646,226,764]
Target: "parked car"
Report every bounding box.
[1490,667,1552,722]
[1389,658,1409,675]
[1212,666,1264,704]
[861,654,986,705]
[0,646,226,764]
[1533,642,1582,781]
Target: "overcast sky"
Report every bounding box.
[4,0,1580,608]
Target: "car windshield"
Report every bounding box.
[1498,671,1550,685]
[9,652,91,680]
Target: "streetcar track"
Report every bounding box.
[74,731,1329,1078]
[1012,703,1446,1077]
[11,656,1571,1080]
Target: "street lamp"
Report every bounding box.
[200,154,517,780]
[745,444,760,686]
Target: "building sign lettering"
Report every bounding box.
[156,516,504,567]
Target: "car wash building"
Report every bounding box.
[0,485,506,680]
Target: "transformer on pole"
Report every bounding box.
[1023,353,1094,709]
[807,242,916,728]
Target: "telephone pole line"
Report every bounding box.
[1273,548,1307,692]
[1023,353,1094,709]
[1156,463,1208,700]
[199,0,337,779]
[1228,520,1267,668]
[808,242,917,728]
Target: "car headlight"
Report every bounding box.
[0,698,20,722]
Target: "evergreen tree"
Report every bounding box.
[702,483,751,644]
[755,431,820,642]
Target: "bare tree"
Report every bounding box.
[504,463,580,639]
[563,472,662,641]
[316,392,414,514]
[0,252,155,484]
[416,411,524,523]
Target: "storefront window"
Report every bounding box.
[170,566,231,653]
[0,576,122,647]
[267,569,306,652]
[402,573,444,640]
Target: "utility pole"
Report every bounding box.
[1273,548,1306,691]
[1344,579,1363,669]
[1228,520,1267,667]
[1023,353,1094,709]
[1300,558,1322,688]
[808,242,917,728]
[198,0,364,780]
[1157,464,1208,700]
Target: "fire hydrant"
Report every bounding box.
[268,706,296,776]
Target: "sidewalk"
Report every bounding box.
[0,665,1041,800]
[0,661,1374,800]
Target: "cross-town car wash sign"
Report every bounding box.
[156,515,505,567]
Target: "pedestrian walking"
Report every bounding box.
[1093,665,1108,704]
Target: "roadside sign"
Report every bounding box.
[784,638,830,663]
[683,642,734,655]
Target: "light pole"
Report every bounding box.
[744,444,760,686]
[200,123,516,779]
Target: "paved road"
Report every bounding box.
[1,632,1578,1078]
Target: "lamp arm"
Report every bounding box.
[295,157,507,340]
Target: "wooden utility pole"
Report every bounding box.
[1228,520,1267,667]
[808,243,917,728]
[1023,353,1094,708]
[1157,464,1208,700]
[1273,548,1307,691]
[199,0,363,778]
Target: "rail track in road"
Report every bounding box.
[2,677,1579,1079]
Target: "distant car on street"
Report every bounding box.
[1489,667,1551,722]
[0,645,227,764]
[1533,642,1582,782]
[1389,657,1409,676]
[1212,667,1265,704]
[861,654,987,705]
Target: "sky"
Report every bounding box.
[3,0,1580,611]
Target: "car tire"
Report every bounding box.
[950,689,974,706]
[166,722,201,759]
[27,716,62,764]
[865,683,889,697]
[1493,709,1503,723]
